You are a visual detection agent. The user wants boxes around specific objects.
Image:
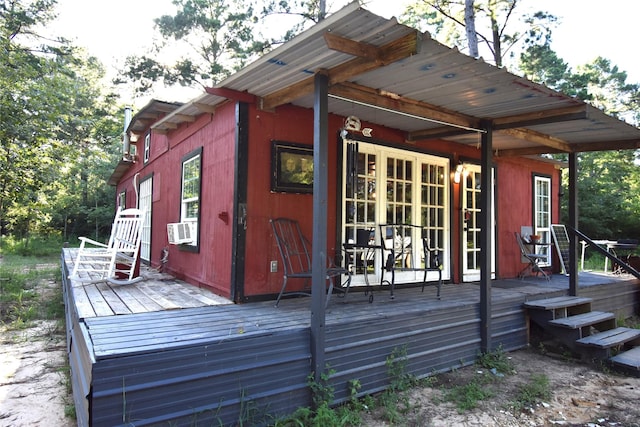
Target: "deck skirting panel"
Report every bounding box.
[89,329,311,426]
[582,280,639,318]
[61,254,92,427]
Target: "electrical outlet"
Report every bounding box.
[270,260,278,273]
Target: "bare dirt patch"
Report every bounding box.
[0,320,74,427]
[362,347,640,426]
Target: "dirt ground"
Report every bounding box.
[362,347,640,427]
[1,303,640,427]
[0,320,74,427]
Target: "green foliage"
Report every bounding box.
[1,234,67,258]
[307,367,335,408]
[510,374,551,412]
[118,0,270,93]
[0,262,60,327]
[379,345,417,423]
[0,0,121,241]
[477,345,515,375]
[520,40,640,241]
[445,377,494,412]
[441,346,515,413]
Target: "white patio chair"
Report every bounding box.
[70,208,145,284]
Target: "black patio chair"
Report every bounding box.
[270,218,351,307]
[515,232,549,280]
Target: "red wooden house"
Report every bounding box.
[61,4,640,424]
[109,3,639,305]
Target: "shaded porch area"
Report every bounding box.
[61,248,639,426]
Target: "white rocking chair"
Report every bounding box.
[70,208,145,285]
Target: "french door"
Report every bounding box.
[139,176,153,263]
[533,175,552,265]
[342,141,450,285]
[461,165,495,282]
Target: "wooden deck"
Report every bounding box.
[62,249,232,319]
[61,248,640,426]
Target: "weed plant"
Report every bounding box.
[275,345,419,426]
[442,346,512,412]
[445,378,495,412]
[510,373,551,412]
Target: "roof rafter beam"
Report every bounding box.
[498,128,573,152]
[408,105,590,141]
[408,126,475,141]
[206,87,256,104]
[323,32,383,62]
[332,81,482,132]
[493,105,588,129]
[497,138,640,157]
[175,114,196,122]
[259,30,420,111]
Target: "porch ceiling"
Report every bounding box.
[151,1,640,156]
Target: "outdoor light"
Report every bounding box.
[453,163,465,184]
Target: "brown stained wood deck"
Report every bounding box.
[63,248,232,319]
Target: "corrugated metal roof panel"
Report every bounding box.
[151,2,639,153]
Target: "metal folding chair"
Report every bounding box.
[516,232,549,280]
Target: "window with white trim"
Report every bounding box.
[143,132,151,163]
[118,191,126,209]
[181,148,202,247]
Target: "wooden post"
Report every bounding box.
[311,71,329,398]
[480,121,493,353]
[569,152,578,296]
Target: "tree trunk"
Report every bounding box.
[464,0,479,58]
[491,15,502,67]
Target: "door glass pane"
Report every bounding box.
[386,157,413,225]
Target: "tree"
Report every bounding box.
[0,0,122,241]
[401,0,557,68]
[464,0,479,58]
[116,0,342,96]
[117,0,270,95]
[519,45,640,240]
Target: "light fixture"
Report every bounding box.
[454,164,463,184]
[453,163,466,184]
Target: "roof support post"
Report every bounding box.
[568,152,579,295]
[311,71,329,394]
[480,120,493,353]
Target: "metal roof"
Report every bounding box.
[128,99,183,137]
[151,1,640,156]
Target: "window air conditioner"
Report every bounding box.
[167,222,193,244]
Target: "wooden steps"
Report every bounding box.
[576,327,640,359]
[525,296,640,377]
[549,311,616,338]
[577,327,640,348]
[610,346,640,374]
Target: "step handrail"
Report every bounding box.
[569,226,640,280]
